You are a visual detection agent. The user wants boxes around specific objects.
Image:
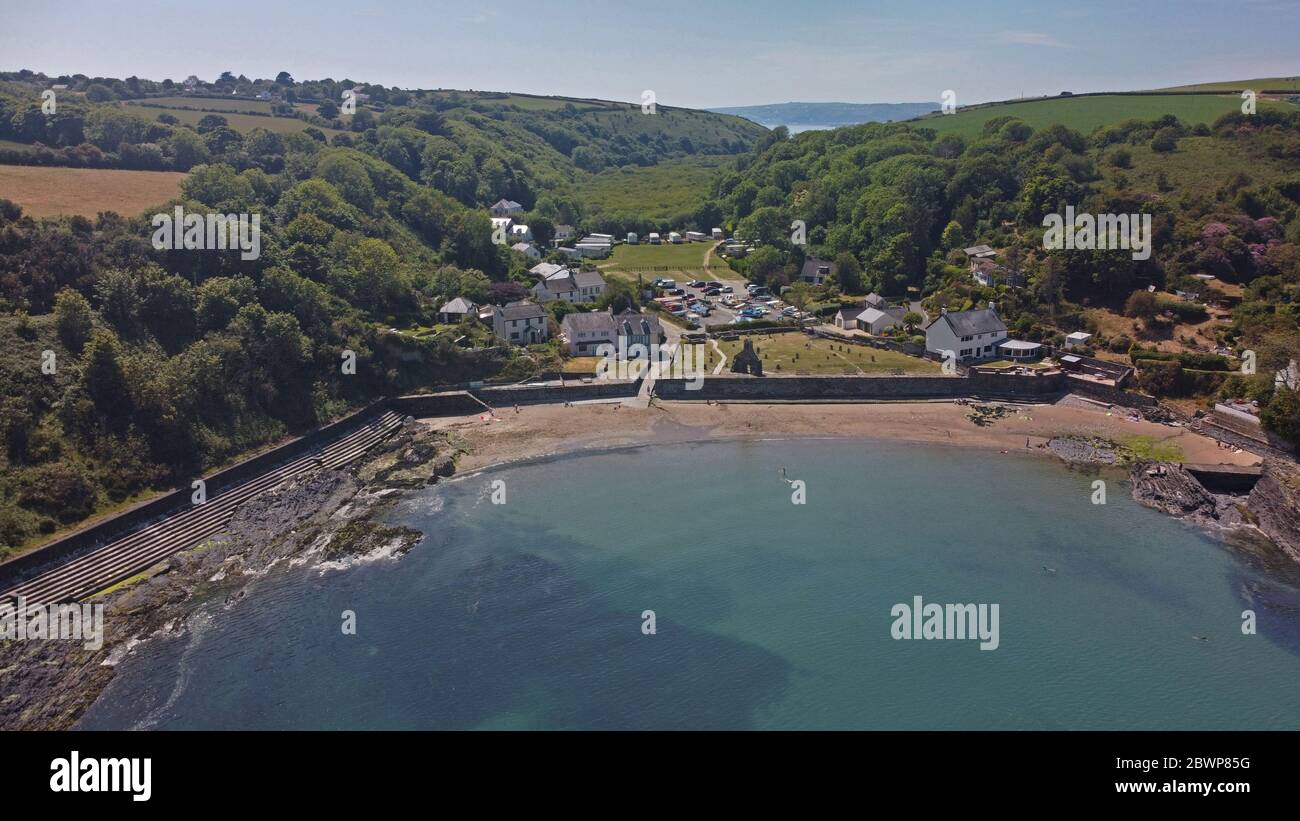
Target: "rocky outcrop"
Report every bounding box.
[0,423,456,730]
[1133,459,1242,530]
[1247,459,1300,562]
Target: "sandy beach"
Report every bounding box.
[421,396,1261,474]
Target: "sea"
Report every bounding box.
[78,438,1300,730]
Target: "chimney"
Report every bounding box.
[940,307,947,315]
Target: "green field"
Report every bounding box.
[579,156,730,220]
[601,239,735,281]
[695,333,940,375]
[125,100,345,138]
[132,95,279,114]
[911,94,1297,140]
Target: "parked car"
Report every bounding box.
[666,288,685,296]
[720,285,734,293]
[687,279,706,288]
[704,288,721,297]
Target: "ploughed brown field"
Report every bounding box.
[0,165,185,218]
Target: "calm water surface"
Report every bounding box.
[79,439,1300,729]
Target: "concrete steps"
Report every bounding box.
[1,412,403,606]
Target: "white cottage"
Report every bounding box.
[924,305,1008,362]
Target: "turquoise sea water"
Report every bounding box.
[79,439,1300,730]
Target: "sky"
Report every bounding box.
[1,0,1297,109]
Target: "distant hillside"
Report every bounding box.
[908,93,1299,140]
[708,101,938,130]
[1154,77,1300,93]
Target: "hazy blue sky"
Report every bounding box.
[2,0,1297,108]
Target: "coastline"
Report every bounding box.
[0,395,1273,730]
[423,395,1262,475]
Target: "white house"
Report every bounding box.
[924,305,1008,362]
[835,305,906,334]
[511,242,541,260]
[561,308,664,356]
[492,301,549,345]
[572,270,607,302]
[532,276,579,303]
[510,224,533,243]
[437,297,477,324]
[489,198,525,218]
[532,270,606,304]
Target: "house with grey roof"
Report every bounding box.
[531,269,606,304]
[834,304,906,335]
[560,308,664,356]
[532,275,579,303]
[800,257,836,285]
[492,301,549,345]
[924,304,1008,361]
[489,198,524,218]
[512,241,541,260]
[437,297,478,324]
[530,262,568,280]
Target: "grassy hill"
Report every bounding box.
[1155,77,1300,93]
[911,93,1299,140]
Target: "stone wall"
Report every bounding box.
[655,371,1063,400]
[394,378,642,415]
[1065,376,1158,408]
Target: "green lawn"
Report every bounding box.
[578,156,732,221]
[911,94,1297,140]
[600,240,737,283]
[706,333,940,375]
